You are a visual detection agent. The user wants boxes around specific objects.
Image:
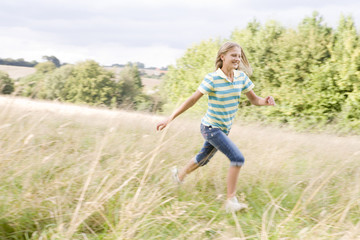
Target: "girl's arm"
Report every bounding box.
[156,90,204,131]
[245,90,275,106]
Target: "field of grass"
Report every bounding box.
[0,95,359,239]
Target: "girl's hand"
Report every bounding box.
[156,90,203,131]
[265,96,276,106]
[156,118,170,131]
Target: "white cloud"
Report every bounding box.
[0,0,360,67]
[89,44,184,67]
[0,28,183,67]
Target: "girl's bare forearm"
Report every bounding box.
[169,97,197,121]
[253,97,266,106]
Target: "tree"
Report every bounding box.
[16,62,57,98]
[118,64,143,107]
[63,60,122,106]
[42,64,74,100]
[42,56,61,68]
[269,12,333,122]
[35,62,56,74]
[133,62,145,69]
[17,72,45,98]
[164,39,220,103]
[232,19,285,90]
[0,71,14,94]
[330,15,360,126]
[0,58,38,67]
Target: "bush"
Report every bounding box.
[63,60,122,107]
[42,64,74,100]
[0,71,15,94]
[134,92,165,112]
[35,62,56,74]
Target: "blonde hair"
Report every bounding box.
[215,42,253,76]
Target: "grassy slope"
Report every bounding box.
[0,96,359,240]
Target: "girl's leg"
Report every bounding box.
[178,140,218,182]
[203,126,245,200]
[227,166,241,198]
[178,157,199,182]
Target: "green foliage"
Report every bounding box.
[17,61,120,106]
[164,39,220,103]
[63,60,121,106]
[0,58,38,67]
[164,12,360,133]
[18,62,63,99]
[134,92,165,112]
[117,64,164,112]
[118,63,143,107]
[162,39,221,113]
[42,55,61,68]
[0,71,14,94]
[35,61,56,74]
[17,72,46,98]
[33,64,74,100]
[17,62,58,98]
[15,60,161,111]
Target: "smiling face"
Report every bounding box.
[220,47,241,70]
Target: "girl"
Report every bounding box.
[156,42,275,212]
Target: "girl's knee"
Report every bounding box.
[195,147,217,167]
[230,154,245,166]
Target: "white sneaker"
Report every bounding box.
[171,166,183,185]
[225,196,248,213]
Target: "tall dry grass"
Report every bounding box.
[0,96,359,240]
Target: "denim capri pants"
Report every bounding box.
[195,124,245,167]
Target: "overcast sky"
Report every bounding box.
[1,0,359,68]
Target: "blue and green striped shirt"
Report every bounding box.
[198,68,254,134]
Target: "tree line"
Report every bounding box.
[0,60,163,112]
[0,58,38,67]
[164,12,360,133]
[0,56,167,71]
[0,56,63,67]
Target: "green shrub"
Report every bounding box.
[0,71,14,94]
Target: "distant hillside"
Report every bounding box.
[0,65,36,79]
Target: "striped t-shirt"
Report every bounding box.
[198,68,254,134]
